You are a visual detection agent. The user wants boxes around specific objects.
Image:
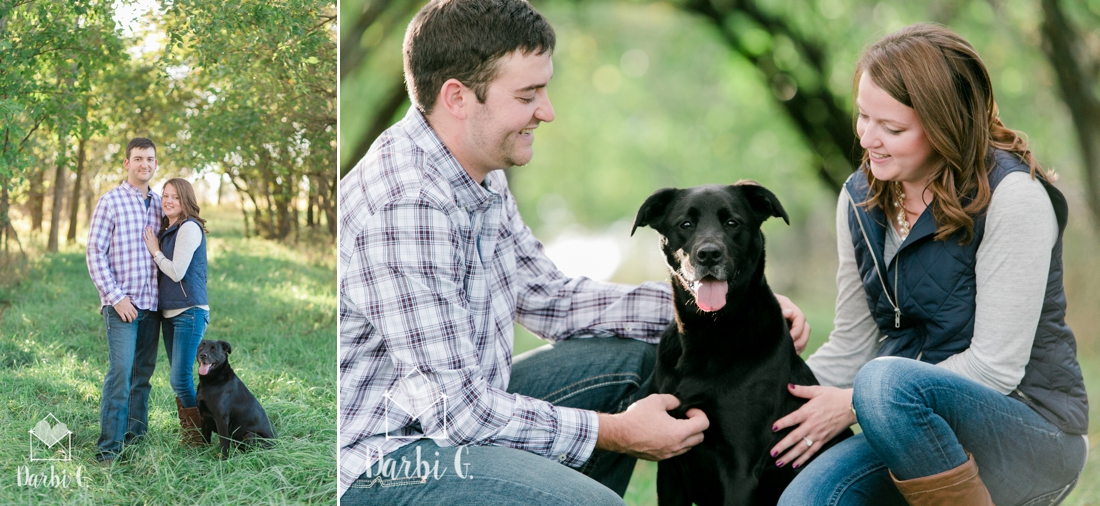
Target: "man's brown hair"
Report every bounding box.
[403,0,555,115]
[126,138,157,159]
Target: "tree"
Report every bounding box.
[1040,0,1100,234]
[0,0,124,252]
[163,0,337,240]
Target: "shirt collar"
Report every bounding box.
[402,107,495,212]
[121,180,158,199]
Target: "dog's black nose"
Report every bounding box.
[695,245,723,266]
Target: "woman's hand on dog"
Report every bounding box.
[775,294,810,354]
[596,393,709,461]
[769,384,855,469]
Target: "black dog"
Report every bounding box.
[632,182,850,506]
[195,340,276,457]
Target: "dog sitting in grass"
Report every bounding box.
[195,339,276,457]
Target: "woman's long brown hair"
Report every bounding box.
[853,23,1051,244]
[160,178,208,233]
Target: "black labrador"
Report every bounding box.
[632,182,850,506]
[195,340,276,457]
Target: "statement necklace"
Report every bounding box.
[894,181,910,240]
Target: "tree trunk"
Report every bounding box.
[0,175,9,253]
[217,172,225,206]
[306,176,316,228]
[228,175,257,239]
[47,136,68,252]
[681,0,859,193]
[1040,0,1100,234]
[84,170,97,229]
[67,137,86,244]
[29,168,45,231]
[323,176,336,236]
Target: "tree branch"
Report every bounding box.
[1040,0,1100,233]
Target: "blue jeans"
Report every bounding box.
[779,357,1087,506]
[162,307,208,408]
[96,306,160,459]
[341,336,657,505]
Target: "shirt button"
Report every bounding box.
[558,454,567,463]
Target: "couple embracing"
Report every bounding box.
[86,137,210,464]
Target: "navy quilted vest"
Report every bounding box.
[158,217,208,310]
[846,149,1088,434]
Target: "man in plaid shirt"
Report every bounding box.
[87,137,163,463]
[339,0,809,503]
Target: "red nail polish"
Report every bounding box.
[771,450,777,457]
[788,383,794,389]
[776,461,784,467]
[772,426,778,432]
[793,463,800,469]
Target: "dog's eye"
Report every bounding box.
[679,221,693,229]
[726,219,740,227]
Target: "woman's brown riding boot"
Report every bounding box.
[176,397,204,447]
[891,452,994,506]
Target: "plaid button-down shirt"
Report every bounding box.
[87,181,162,311]
[338,107,673,497]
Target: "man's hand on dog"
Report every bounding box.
[769,384,856,469]
[596,394,709,461]
[775,294,810,354]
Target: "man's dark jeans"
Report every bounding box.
[96,305,160,460]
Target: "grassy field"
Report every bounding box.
[0,207,336,505]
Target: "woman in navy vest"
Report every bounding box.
[142,178,209,446]
[770,24,1088,506]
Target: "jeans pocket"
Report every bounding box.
[1020,479,1078,506]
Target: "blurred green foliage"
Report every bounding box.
[341,0,1090,233]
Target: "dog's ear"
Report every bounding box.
[631,188,679,236]
[221,341,232,354]
[734,181,789,225]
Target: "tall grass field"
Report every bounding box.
[0,207,336,504]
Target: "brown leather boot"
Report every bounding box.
[175,397,204,447]
[891,452,994,506]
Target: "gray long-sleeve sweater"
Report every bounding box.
[806,171,1057,394]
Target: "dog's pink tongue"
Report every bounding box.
[199,363,211,376]
[694,280,728,312]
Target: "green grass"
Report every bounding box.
[0,207,335,505]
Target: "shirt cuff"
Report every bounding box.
[549,406,599,468]
[105,289,126,307]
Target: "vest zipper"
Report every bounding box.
[846,190,902,329]
[180,282,187,298]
